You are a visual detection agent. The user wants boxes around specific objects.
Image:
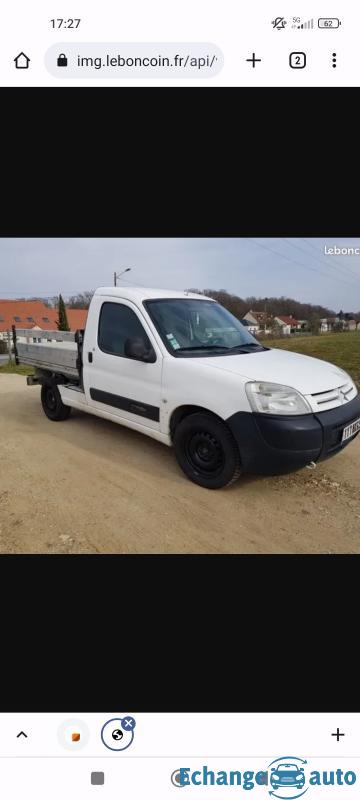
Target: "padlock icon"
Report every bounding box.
[57,53,68,67]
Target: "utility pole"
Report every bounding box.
[114,268,131,286]
[7,329,13,364]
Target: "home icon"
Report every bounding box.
[14,52,30,69]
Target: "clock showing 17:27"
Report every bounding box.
[50,19,82,29]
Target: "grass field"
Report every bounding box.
[0,332,359,387]
[0,362,33,375]
[266,332,360,388]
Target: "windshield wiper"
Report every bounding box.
[228,343,267,352]
[176,345,230,351]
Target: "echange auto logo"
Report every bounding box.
[269,756,356,800]
[177,756,357,796]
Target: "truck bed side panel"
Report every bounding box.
[16,342,79,377]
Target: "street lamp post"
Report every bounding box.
[114,268,131,286]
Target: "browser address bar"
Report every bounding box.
[45,43,224,78]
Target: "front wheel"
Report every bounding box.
[41,383,71,421]
[173,412,241,489]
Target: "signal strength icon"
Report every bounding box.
[293,18,314,29]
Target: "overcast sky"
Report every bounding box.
[1,238,360,311]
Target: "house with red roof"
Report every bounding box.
[274,315,301,335]
[0,300,88,346]
[243,310,274,334]
[66,309,88,331]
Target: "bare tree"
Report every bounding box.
[186,289,334,323]
[15,296,51,306]
[308,316,321,335]
[269,318,284,338]
[26,297,52,307]
[67,291,94,309]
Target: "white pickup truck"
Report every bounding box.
[13,286,360,489]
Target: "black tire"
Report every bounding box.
[41,383,71,421]
[173,412,242,489]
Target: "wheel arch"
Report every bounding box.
[169,404,227,441]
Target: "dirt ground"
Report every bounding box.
[1,374,360,554]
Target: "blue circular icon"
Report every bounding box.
[121,716,136,732]
[268,757,307,800]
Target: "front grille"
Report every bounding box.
[318,392,360,459]
[311,382,357,411]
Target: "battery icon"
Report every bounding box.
[318,18,341,28]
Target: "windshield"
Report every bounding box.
[278,765,298,771]
[144,298,264,356]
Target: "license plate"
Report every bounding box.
[342,417,360,442]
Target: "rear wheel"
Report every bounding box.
[41,383,71,421]
[173,412,241,489]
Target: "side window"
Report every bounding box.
[98,302,153,358]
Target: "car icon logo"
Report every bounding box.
[269,757,307,800]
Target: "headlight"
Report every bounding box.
[245,382,312,415]
[337,368,358,395]
[272,774,280,780]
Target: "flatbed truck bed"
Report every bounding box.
[12,327,84,381]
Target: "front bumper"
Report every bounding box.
[226,392,360,475]
[272,785,305,790]
[272,782,304,789]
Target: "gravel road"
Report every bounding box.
[1,374,359,553]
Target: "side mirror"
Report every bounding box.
[124,337,156,363]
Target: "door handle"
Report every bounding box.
[88,352,93,363]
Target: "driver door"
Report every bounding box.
[83,298,163,431]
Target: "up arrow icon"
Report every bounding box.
[16,731,28,738]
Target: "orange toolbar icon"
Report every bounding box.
[72,733,81,742]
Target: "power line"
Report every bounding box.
[118,276,147,288]
[283,238,360,287]
[247,238,333,280]
[0,279,147,295]
[300,238,360,281]
[247,238,358,290]
[290,238,360,282]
